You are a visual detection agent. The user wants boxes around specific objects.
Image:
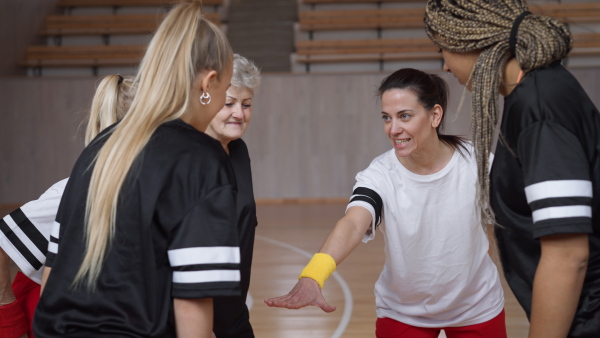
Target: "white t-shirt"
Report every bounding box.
[0,178,68,284]
[347,143,504,327]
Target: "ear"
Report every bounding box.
[431,104,443,128]
[198,69,218,92]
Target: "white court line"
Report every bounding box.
[256,235,353,338]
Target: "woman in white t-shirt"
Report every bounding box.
[266,68,506,338]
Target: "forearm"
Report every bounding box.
[40,266,51,295]
[174,297,213,338]
[0,249,27,338]
[318,208,372,265]
[0,248,16,305]
[529,234,588,338]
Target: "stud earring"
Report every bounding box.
[200,91,211,105]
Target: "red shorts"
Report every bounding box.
[376,309,507,338]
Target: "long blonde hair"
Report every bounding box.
[75,0,233,289]
[424,0,572,224]
[84,75,135,146]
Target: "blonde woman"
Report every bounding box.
[0,74,133,338]
[33,1,235,337]
[425,0,600,337]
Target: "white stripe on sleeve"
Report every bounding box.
[173,269,240,284]
[50,221,60,239]
[47,221,61,254]
[532,205,592,223]
[47,242,58,255]
[168,246,240,267]
[525,180,592,203]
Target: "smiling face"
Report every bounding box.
[205,86,254,150]
[381,88,442,159]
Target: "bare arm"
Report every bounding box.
[174,297,213,338]
[318,206,373,264]
[0,248,16,305]
[528,233,588,338]
[40,266,51,295]
[0,248,28,338]
[264,206,373,312]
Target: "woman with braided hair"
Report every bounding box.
[425,0,600,337]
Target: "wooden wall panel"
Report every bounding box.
[1,69,599,204]
[0,78,96,203]
[0,0,59,76]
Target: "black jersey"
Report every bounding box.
[491,62,600,336]
[34,119,240,338]
[213,138,257,338]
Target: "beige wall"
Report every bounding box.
[2,68,599,204]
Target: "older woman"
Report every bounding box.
[204,53,261,338]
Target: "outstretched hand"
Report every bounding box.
[264,277,336,313]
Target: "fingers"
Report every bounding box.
[264,292,311,309]
[316,299,336,313]
[264,278,336,313]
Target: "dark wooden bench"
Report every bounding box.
[570,32,600,59]
[295,37,440,64]
[530,2,600,23]
[19,45,145,69]
[299,2,600,32]
[300,8,425,31]
[293,33,600,69]
[303,0,425,4]
[40,12,221,37]
[58,0,223,7]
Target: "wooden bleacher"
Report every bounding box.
[40,12,220,37]
[19,45,145,68]
[299,2,600,32]
[295,1,600,71]
[295,37,439,63]
[300,8,424,31]
[294,32,600,68]
[303,0,424,4]
[57,0,222,8]
[530,2,600,23]
[20,0,225,76]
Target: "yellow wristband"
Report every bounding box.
[298,253,336,288]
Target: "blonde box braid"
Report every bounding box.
[424,0,572,224]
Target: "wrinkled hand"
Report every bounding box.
[264,277,336,313]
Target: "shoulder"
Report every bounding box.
[369,149,396,170]
[149,120,230,167]
[356,150,395,182]
[228,138,250,158]
[38,178,69,200]
[459,140,476,162]
[511,63,594,118]
[151,121,235,189]
[228,138,248,151]
[453,140,478,176]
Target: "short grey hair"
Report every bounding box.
[231,54,261,94]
